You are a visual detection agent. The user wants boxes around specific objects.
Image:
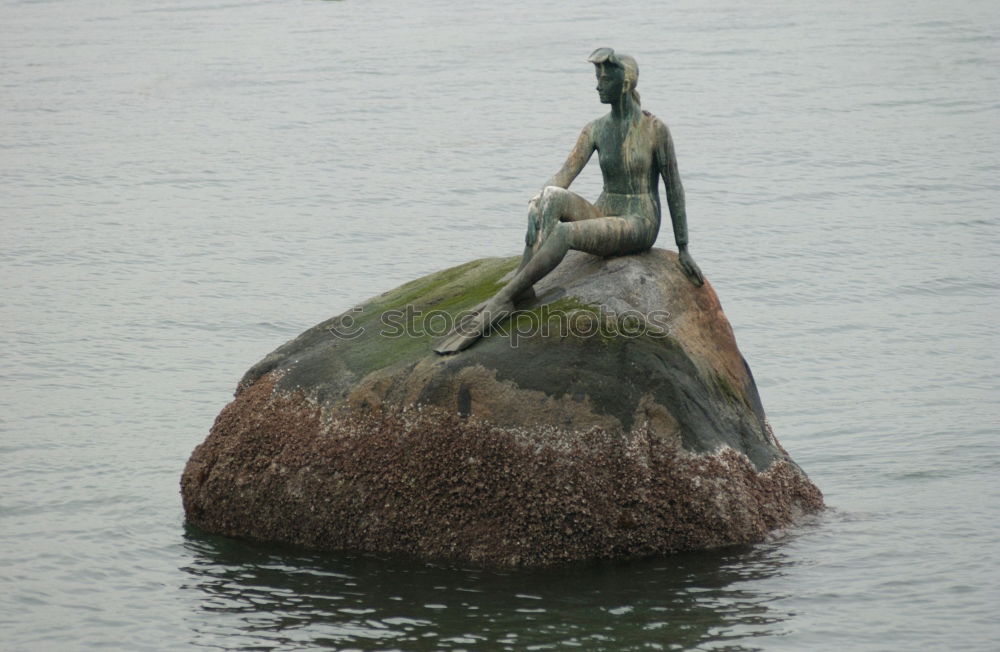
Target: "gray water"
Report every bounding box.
[2,0,998,649]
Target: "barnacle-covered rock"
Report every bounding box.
[181,249,823,566]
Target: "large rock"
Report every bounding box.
[181,249,823,566]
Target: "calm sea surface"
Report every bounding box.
[2,0,998,649]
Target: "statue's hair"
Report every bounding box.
[616,54,644,193]
[617,54,641,106]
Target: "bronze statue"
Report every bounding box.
[435,47,703,354]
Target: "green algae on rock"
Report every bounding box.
[181,249,823,566]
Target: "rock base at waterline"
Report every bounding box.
[182,249,823,566]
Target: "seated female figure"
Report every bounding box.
[436,47,703,354]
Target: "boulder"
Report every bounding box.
[181,249,823,566]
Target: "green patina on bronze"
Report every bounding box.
[435,47,704,354]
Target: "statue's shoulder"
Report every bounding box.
[581,115,607,144]
[644,112,676,143]
[642,110,667,129]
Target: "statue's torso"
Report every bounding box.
[593,111,662,221]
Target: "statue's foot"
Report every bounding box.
[434,298,515,355]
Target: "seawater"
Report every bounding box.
[1,0,998,649]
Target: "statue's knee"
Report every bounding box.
[541,185,565,204]
[540,186,567,215]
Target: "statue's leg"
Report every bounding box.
[435,223,579,355]
[435,190,605,354]
[512,245,538,304]
[514,187,600,296]
[509,211,654,298]
[566,214,653,257]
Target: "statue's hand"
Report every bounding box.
[678,248,705,287]
[526,195,541,246]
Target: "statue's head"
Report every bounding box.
[588,47,639,106]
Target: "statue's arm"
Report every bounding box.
[542,122,597,190]
[656,119,704,286]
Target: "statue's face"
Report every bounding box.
[595,63,625,104]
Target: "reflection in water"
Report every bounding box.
[180,525,797,650]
